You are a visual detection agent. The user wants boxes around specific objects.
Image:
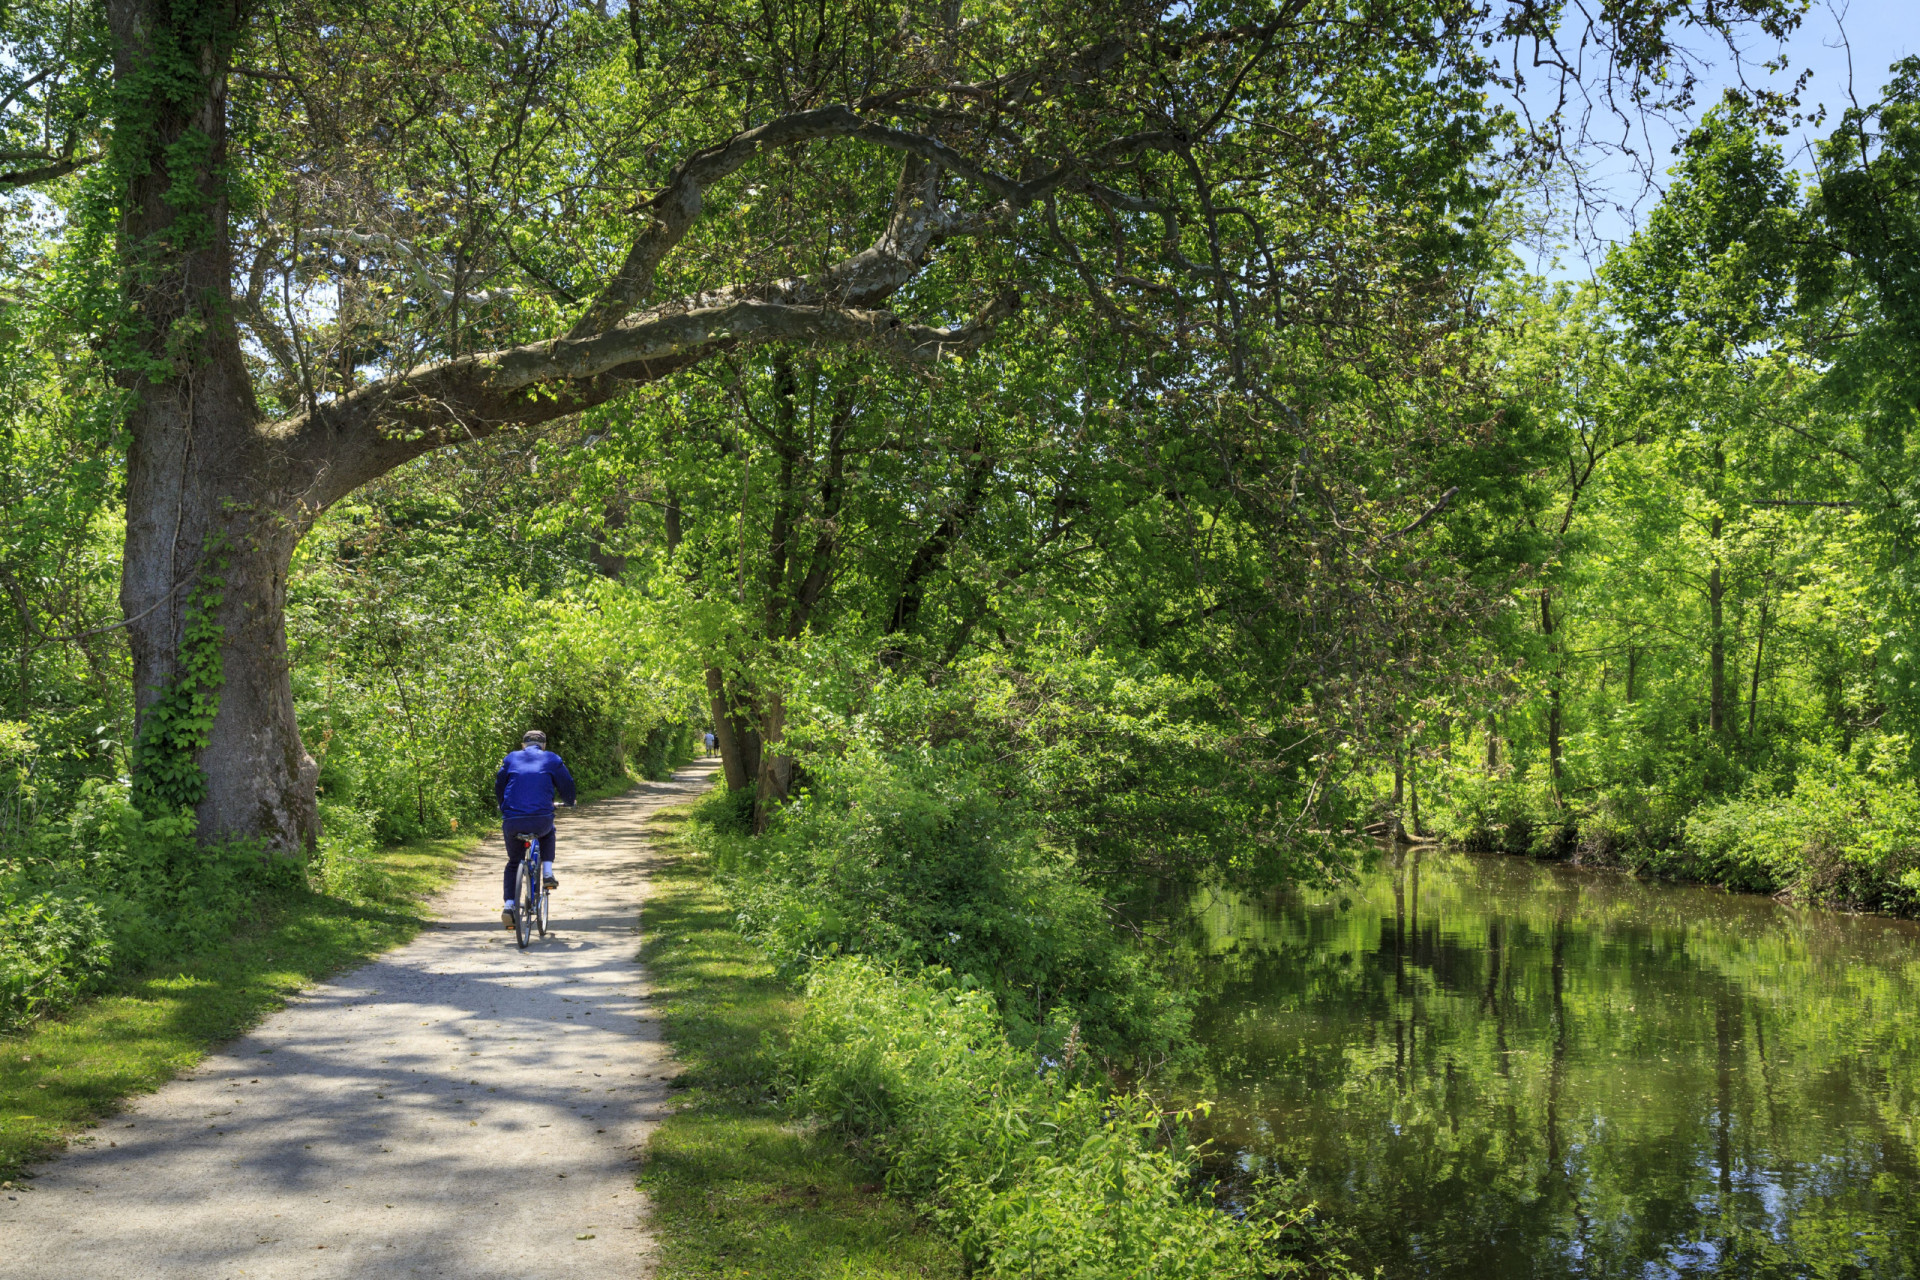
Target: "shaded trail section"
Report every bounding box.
[0,764,719,1279]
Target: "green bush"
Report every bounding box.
[0,888,111,1027]
[705,743,1190,1067]
[636,722,696,780]
[1425,767,1565,856]
[294,581,699,842]
[1682,750,1920,909]
[1429,739,1920,912]
[691,781,755,836]
[309,801,387,902]
[0,780,305,1029]
[697,738,1359,1278]
[792,957,1360,1280]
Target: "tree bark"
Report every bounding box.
[752,689,791,835]
[113,0,318,851]
[1540,587,1562,785]
[1409,748,1423,839]
[1708,445,1727,735]
[705,666,749,793]
[1390,742,1407,843]
[1708,550,1726,734]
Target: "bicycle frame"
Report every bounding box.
[512,831,549,949]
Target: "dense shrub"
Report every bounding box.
[635,722,698,781]
[0,779,311,1028]
[1680,751,1920,909]
[792,958,1360,1280]
[295,582,698,841]
[687,726,1362,1278]
[0,888,111,1025]
[1425,769,1565,855]
[1426,742,1920,912]
[702,743,1191,1067]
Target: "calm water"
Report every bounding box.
[1182,847,1920,1279]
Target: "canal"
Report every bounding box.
[1184,846,1920,1278]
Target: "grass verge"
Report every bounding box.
[636,802,961,1280]
[0,774,643,1181]
[0,832,471,1180]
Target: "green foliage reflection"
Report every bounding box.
[1185,848,1920,1279]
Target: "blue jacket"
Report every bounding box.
[495,747,577,819]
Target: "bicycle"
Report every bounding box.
[510,831,551,948]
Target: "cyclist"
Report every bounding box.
[494,729,577,929]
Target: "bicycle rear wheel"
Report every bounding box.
[514,858,534,949]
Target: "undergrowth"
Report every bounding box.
[636,802,963,1279]
[672,751,1366,1280]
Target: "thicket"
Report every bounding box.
[291,498,697,843]
[792,957,1356,1280]
[686,664,1363,1280]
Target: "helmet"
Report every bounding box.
[522,729,548,747]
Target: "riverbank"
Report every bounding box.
[635,801,963,1278]
[654,757,1366,1280]
[1432,763,1920,916]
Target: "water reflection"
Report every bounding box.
[1183,846,1920,1278]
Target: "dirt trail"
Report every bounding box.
[0,764,719,1280]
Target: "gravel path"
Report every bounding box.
[0,763,719,1280]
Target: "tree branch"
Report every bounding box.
[1394,486,1459,537]
[0,152,95,187]
[289,291,1020,507]
[567,103,1097,337]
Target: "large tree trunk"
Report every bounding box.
[122,396,319,851]
[112,0,317,851]
[706,665,749,792]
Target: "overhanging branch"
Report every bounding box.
[284,291,1020,507]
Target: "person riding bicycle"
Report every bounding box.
[495,729,577,929]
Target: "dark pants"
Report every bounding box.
[501,814,556,901]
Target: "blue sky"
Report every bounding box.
[1529,0,1919,279]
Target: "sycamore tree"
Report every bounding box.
[0,0,1803,851]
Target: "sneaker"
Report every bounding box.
[501,908,515,930]
[543,875,559,890]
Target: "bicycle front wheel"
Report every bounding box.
[514,859,535,949]
[536,882,550,937]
